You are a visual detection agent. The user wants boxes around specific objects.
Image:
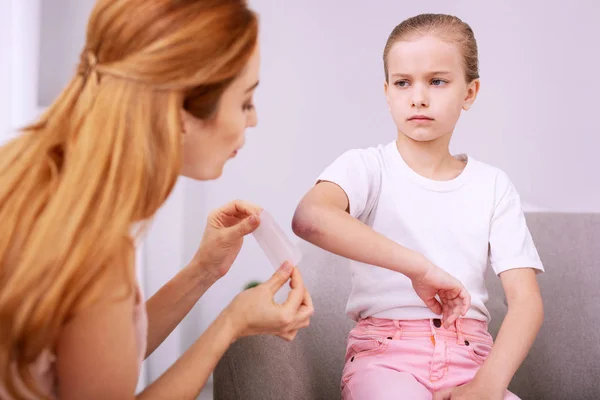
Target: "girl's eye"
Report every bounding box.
[431,79,447,86]
[395,80,410,87]
[243,103,254,111]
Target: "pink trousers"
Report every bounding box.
[341,317,519,399]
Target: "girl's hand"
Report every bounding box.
[225,262,314,341]
[433,381,504,400]
[191,200,262,280]
[411,261,471,328]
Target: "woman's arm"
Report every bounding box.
[56,263,313,400]
[144,262,217,358]
[145,200,262,357]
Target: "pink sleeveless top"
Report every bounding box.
[0,284,148,399]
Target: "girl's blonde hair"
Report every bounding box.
[383,13,479,83]
[0,0,257,397]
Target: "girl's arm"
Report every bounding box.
[473,268,544,392]
[434,268,543,400]
[293,181,470,326]
[435,174,544,400]
[293,181,431,279]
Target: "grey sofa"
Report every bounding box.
[214,213,600,399]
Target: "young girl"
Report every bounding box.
[292,14,544,400]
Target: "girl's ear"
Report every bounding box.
[463,79,480,111]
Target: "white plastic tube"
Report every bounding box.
[252,210,302,269]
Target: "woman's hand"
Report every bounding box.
[225,262,314,341]
[411,260,471,328]
[191,200,262,280]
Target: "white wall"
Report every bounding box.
[38,0,92,106]
[0,0,13,141]
[0,0,41,144]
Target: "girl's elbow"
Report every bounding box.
[292,204,320,240]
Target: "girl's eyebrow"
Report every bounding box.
[390,71,452,79]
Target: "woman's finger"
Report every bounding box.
[285,304,314,333]
[217,200,262,218]
[223,214,260,240]
[282,267,305,311]
[265,262,294,295]
[281,331,298,342]
[294,314,311,329]
[302,288,314,311]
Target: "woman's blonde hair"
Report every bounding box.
[0,0,257,397]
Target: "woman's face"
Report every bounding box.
[180,46,260,180]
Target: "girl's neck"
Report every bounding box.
[396,133,466,181]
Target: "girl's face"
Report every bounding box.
[180,46,260,181]
[384,34,479,143]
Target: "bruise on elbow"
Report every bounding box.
[291,204,322,240]
[292,181,349,241]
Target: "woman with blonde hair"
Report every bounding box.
[0,0,313,398]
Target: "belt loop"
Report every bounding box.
[393,320,402,340]
[429,319,437,346]
[456,318,465,345]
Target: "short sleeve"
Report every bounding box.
[489,172,544,275]
[316,148,381,220]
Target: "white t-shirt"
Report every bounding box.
[317,141,544,322]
